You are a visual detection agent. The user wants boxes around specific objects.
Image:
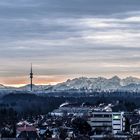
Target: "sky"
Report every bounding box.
[0,0,140,86]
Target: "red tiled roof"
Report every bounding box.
[17,126,36,132]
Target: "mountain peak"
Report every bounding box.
[0,84,5,88]
[110,76,120,80]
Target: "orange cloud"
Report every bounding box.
[0,75,68,87]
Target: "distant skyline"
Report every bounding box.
[0,0,140,86]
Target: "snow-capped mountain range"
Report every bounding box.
[44,76,140,92]
[1,76,140,93]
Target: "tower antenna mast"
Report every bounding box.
[30,63,33,91]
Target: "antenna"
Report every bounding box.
[30,63,33,91]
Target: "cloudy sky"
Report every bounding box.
[0,0,140,86]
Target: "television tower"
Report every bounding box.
[30,63,33,91]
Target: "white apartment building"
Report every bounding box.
[88,112,125,134]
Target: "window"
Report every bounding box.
[104,114,111,117]
[94,114,103,118]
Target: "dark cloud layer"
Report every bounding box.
[0,0,140,85]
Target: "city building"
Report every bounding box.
[51,102,90,117]
[130,122,140,135]
[88,112,125,135]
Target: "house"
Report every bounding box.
[16,125,39,140]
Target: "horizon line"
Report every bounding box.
[2,75,140,88]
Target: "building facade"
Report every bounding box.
[88,112,125,134]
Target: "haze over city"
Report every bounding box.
[0,0,140,86]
